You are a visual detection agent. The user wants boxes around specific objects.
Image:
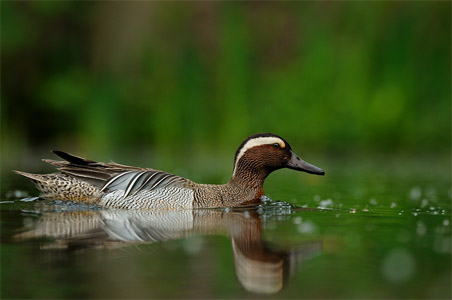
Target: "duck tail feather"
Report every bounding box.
[42,158,68,167]
[13,170,46,183]
[51,150,97,166]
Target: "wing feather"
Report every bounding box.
[123,171,149,198]
[130,172,160,196]
[101,171,136,192]
[147,174,173,191]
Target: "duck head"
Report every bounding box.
[232,133,325,182]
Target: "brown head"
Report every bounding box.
[231,133,324,184]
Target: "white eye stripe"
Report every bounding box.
[233,137,285,176]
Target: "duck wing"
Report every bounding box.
[100,169,190,197]
[45,151,190,196]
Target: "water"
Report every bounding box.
[1,157,451,299]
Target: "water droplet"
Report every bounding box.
[443,219,450,226]
[421,199,429,208]
[349,209,357,214]
[319,199,333,208]
[382,248,415,283]
[293,216,302,224]
[20,197,40,202]
[410,187,422,201]
[416,221,427,235]
[297,221,317,234]
[5,190,29,199]
[391,202,397,208]
[369,198,378,205]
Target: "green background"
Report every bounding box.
[1,2,451,299]
[1,1,450,175]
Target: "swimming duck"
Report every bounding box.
[15,133,324,209]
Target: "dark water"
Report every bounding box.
[1,158,451,299]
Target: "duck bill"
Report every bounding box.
[287,150,325,175]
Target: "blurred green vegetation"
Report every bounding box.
[1,1,450,173]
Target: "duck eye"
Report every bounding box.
[273,143,280,148]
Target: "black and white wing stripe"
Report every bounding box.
[100,170,188,198]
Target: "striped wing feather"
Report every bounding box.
[101,170,188,197]
[45,151,189,197]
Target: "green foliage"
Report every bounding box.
[1,1,450,168]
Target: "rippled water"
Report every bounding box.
[1,158,451,299]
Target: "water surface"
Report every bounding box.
[1,157,451,299]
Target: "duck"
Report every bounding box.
[14,133,325,209]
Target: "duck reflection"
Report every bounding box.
[16,207,322,294]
